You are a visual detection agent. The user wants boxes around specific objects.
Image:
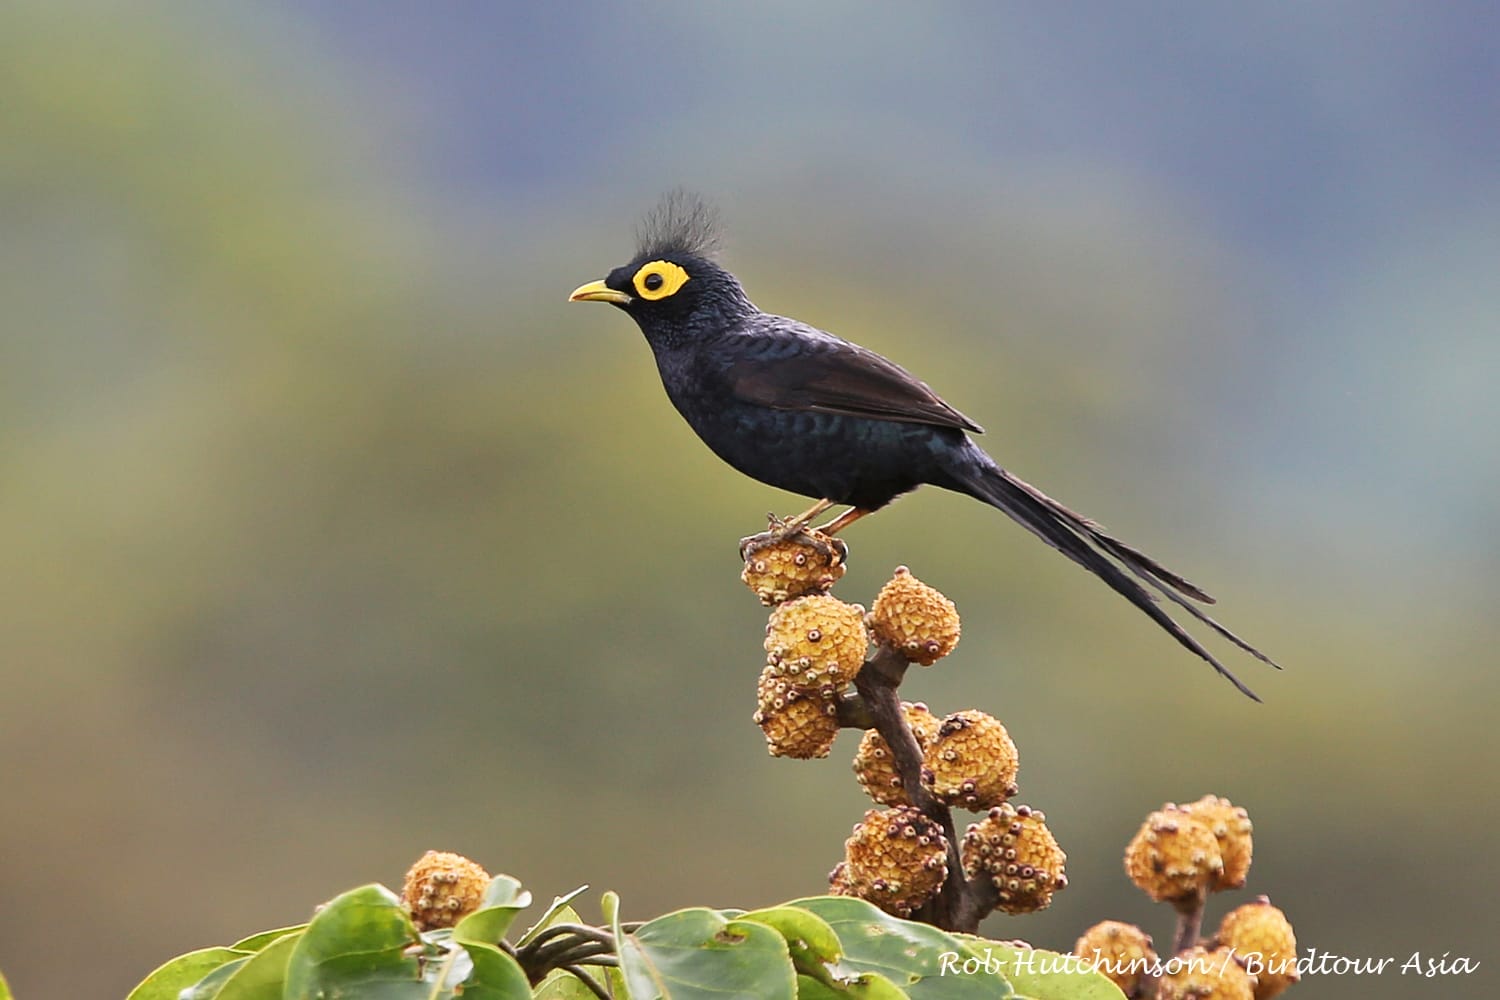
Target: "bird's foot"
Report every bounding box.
[769,511,811,542]
[739,514,849,564]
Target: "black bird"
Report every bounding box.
[569,193,1277,699]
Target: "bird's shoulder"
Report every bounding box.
[716,313,983,433]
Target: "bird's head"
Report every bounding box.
[569,191,753,341]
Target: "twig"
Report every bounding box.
[564,954,617,967]
[855,643,984,932]
[536,940,615,971]
[523,923,614,953]
[562,965,612,1000]
[524,936,609,977]
[517,923,618,984]
[835,689,874,729]
[1171,890,1206,955]
[945,871,1001,934]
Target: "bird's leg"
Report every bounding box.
[773,498,836,538]
[815,507,873,536]
[739,499,847,562]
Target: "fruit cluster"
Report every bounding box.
[742,529,1066,926]
[401,849,492,931]
[740,525,1296,999]
[1076,796,1297,998]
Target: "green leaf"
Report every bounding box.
[789,897,1012,1000]
[600,965,629,997]
[452,942,531,1000]
[796,971,910,999]
[532,952,622,999]
[533,968,594,999]
[616,907,797,999]
[214,932,302,1000]
[231,924,308,953]
[516,886,589,946]
[181,958,251,999]
[951,941,1126,1000]
[518,903,583,950]
[0,967,13,1000]
[415,943,470,998]
[284,883,425,999]
[126,947,248,1000]
[452,875,533,946]
[736,905,851,987]
[738,906,842,966]
[484,875,532,907]
[405,933,531,1000]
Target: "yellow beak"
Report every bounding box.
[568,279,632,305]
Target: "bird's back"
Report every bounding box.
[649,316,973,508]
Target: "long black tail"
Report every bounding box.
[942,446,1279,700]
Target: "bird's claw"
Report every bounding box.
[738,533,760,561]
[739,513,789,559]
[739,518,848,564]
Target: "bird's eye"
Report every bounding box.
[633,260,691,300]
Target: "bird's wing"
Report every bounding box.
[726,322,983,433]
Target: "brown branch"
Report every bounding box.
[1171,890,1206,956]
[854,643,994,933]
[517,924,617,984]
[535,941,614,971]
[523,923,614,952]
[943,869,1001,935]
[852,644,927,808]
[834,688,875,729]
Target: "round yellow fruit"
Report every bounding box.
[869,566,960,665]
[962,803,1068,914]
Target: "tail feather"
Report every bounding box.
[1007,473,1280,669]
[946,451,1277,700]
[1003,473,1218,603]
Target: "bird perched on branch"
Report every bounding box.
[569,192,1277,699]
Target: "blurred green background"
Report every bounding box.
[2,3,1497,997]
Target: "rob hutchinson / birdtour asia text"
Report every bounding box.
[938,945,1482,981]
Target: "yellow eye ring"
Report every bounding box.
[632,260,691,300]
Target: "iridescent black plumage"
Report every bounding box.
[570,193,1279,699]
